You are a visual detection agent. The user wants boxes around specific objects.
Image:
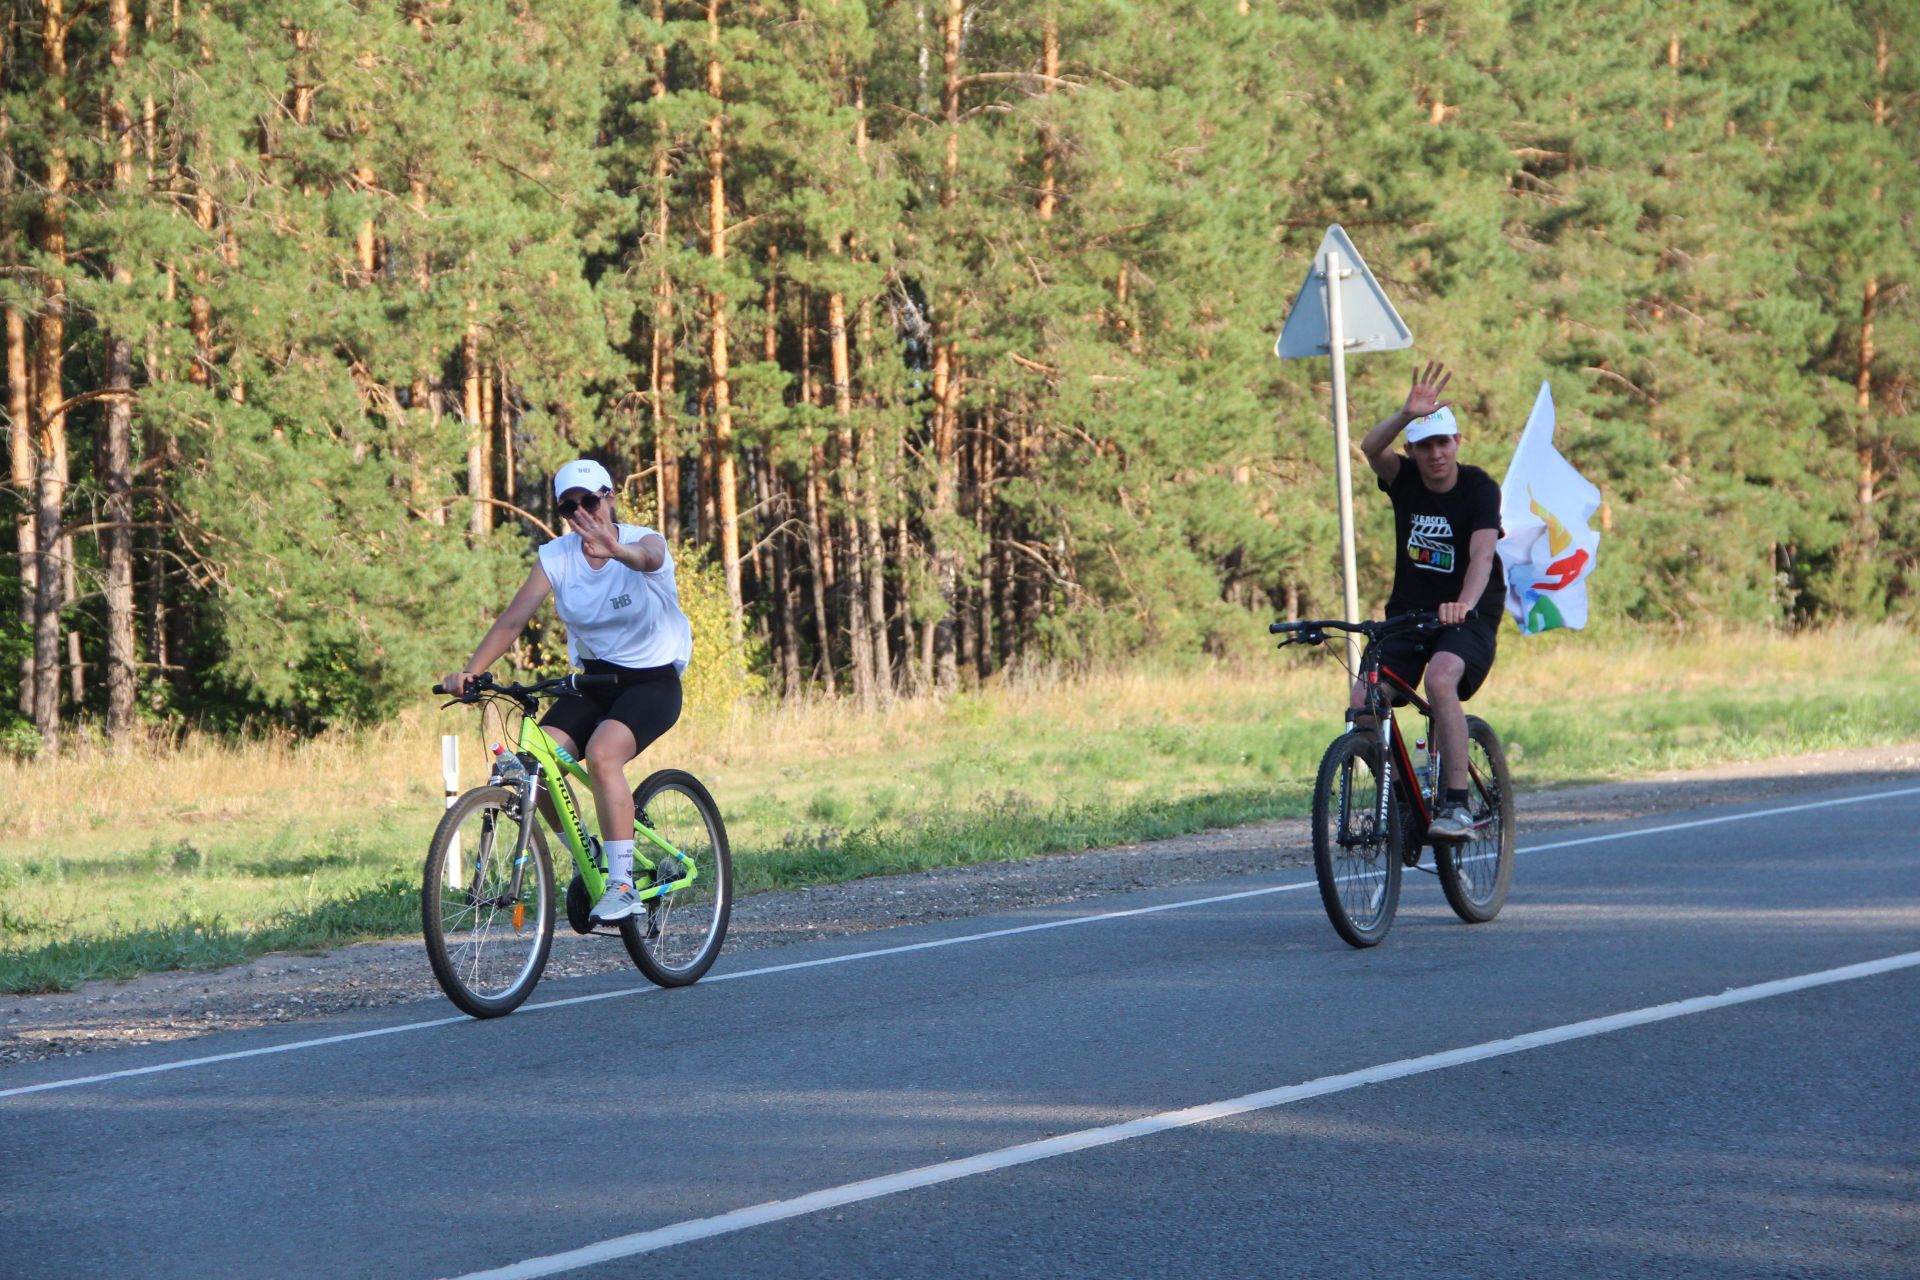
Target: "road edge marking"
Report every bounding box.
[5,783,1917,1101]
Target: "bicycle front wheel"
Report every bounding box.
[1436,716,1515,924]
[620,770,732,987]
[1311,733,1404,948]
[423,785,555,1018]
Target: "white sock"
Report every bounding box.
[604,839,635,887]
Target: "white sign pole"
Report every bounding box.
[1275,225,1412,674]
[441,735,461,888]
[1323,249,1363,672]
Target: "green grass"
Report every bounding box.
[4,625,1917,993]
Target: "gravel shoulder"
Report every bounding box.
[6,742,1917,1068]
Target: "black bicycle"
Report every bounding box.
[1271,613,1515,947]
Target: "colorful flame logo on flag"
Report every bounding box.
[1516,492,1593,633]
[1499,383,1601,635]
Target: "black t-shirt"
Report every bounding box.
[1378,459,1506,623]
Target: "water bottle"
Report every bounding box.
[490,743,528,784]
[1410,736,1437,795]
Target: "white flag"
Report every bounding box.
[1498,383,1601,634]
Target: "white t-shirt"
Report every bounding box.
[536,524,693,673]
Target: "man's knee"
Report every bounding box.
[1426,653,1466,702]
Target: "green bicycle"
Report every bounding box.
[424,672,732,1018]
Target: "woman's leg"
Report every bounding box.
[583,719,638,844]
[588,674,682,893]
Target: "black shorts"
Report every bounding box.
[539,660,682,756]
[1375,615,1499,703]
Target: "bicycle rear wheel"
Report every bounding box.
[422,786,555,1018]
[1436,716,1515,923]
[620,770,732,987]
[1311,733,1404,948]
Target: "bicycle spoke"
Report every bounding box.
[1434,717,1514,924]
[1319,744,1395,938]
[621,773,731,987]
[424,790,553,1017]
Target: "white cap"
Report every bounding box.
[552,459,614,498]
[1405,406,1459,444]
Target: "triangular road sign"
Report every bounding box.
[1274,224,1413,359]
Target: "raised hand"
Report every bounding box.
[572,498,622,561]
[1403,360,1453,420]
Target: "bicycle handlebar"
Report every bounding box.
[1268,612,1443,644]
[430,672,618,701]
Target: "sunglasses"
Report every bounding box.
[557,491,609,520]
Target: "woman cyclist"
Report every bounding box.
[441,459,692,924]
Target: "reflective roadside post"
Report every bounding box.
[1275,225,1414,671]
[442,735,461,887]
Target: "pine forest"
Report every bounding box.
[2,0,1915,752]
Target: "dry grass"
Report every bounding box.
[2,622,1905,853]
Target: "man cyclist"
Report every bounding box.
[1356,360,1503,841]
[441,459,693,924]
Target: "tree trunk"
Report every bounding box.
[1664,32,1679,132]
[484,363,501,511]
[928,0,965,693]
[930,345,960,691]
[187,138,217,388]
[803,444,835,694]
[6,305,32,716]
[30,0,70,749]
[647,0,680,542]
[856,301,892,699]
[354,164,377,278]
[828,284,875,705]
[99,0,139,735]
[975,418,996,678]
[465,320,489,536]
[1855,25,1888,554]
[706,0,743,636]
[3,20,34,715]
[1038,17,1059,220]
[757,450,801,694]
[63,555,82,706]
[792,287,832,689]
[847,78,892,698]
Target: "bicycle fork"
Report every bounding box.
[470,773,541,908]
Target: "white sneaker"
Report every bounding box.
[1428,806,1477,842]
[590,883,642,923]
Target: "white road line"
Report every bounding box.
[4,783,1917,1103]
[452,948,1920,1279]
[0,882,1315,1101]
[1519,783,1920,853]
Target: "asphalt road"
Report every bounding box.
[4,780,1917,1279]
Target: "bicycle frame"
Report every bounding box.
[1361,656,1498,834]
[505,719,698,904]
[1374,665,1436,830]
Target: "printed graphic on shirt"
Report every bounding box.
[1407,513,1455,573]
[610,593,632,610]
